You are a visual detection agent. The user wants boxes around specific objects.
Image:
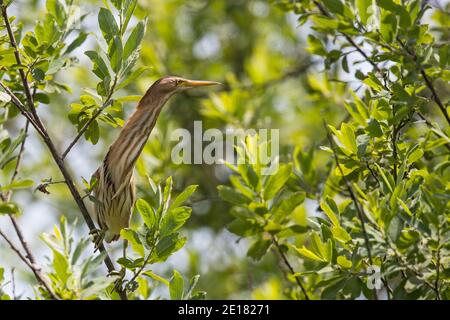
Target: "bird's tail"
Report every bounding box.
[105,231,120,243]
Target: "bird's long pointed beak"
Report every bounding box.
[182,80,222,87]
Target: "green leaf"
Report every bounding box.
[272,192,305,223]
[363,73,384,92]
[263,163,292,200]
[135,198,156,229]
[34,93,50,104]
[307,35,327,56]
[357,0,372,25]
[247,238,271,260]
[85,51,110,79]
[397,198,413,217]
[337,255,352,269]
[320,198,340,226]
[322,0,345,15]
[52,249,70,283]
[407,148,423,164]
[123,20,145,61]
[64,32,88,55]
[109,36,123,73]
[143,270,170,286]
[160,207,191,237]
[331,226,352,243]
[169,270,184,300]
[120,228,144,257]
[340,123,357,154]
[1,179,34,191]
[122,0,138,35]
[0,202,20,215]
[85,120,100,145]
[116,66,151,90]
[46,0,67,27]
[227,218,260,237]
[295,245,325,262]
[31,68,45,81]
[366,118,383,137]
[184,274,201,299]
[98,8,119,44]
[169,185,198,211]
[310,231,333,262]
[155,233,186,261]
[218,185,250,206]
[110,0,123,10]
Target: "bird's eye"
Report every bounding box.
[175,79,181,86]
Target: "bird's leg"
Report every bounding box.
[89,228,105,252]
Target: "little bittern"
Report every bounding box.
[91,76,220,246]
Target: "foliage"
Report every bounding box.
[0,0,449,300]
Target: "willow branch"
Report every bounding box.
[272,236,310,300]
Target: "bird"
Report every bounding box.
[90,76,220,248]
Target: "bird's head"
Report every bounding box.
[148,76,221,97]
[138,76,220,111]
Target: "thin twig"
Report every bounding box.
[272,236,310,300]
[396,37,450,125]
[416,113,450,151]
[1,5,42,128]
[126,244,155,289]
[324,122,373,263]
[0,229,58,299]
[324,122,379,299]
[0,81,45,137]
[313,1,381,73]
[5,120,29,200]
[61,80,117,160]
[0,90,58,299]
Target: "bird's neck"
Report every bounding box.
[104,94,168,184]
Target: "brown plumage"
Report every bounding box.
[91,76,220,243]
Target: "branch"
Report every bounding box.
[0,5,42,127]
[0,83,124,291]
[0,10,127,300]
[272,236,310,300]
[0,81,45,137]
[61,99,113,160]
[312,1,381,73]
[396,38,450,126]
[416,112,450,151]
[61,77,117,160]
[0,229,58,299]
[4,120,29,200]
[126,243,154,290]
[0,90,58,299]
[324,122,379,299]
